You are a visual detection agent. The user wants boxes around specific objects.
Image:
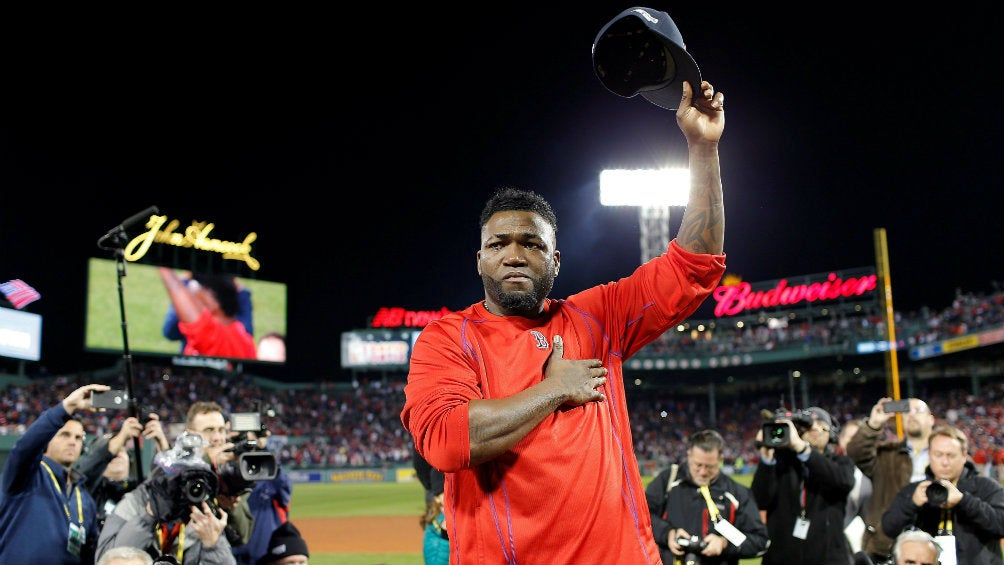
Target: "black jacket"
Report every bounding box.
[74,436,138,531]
[646,464,769,565]
[751,446,856,565]
[881,461,1004,565]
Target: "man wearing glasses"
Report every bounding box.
[645,429,769,565]
[847,397,937,563]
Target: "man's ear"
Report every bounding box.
[476,251,483,275]
[553,250,560,276]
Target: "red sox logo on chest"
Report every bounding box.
[529,330,549,350]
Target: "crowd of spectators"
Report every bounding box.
[0,284,1002,478]
[2,363,1002,481]
[642,283,1004,359]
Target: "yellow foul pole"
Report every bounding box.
[874,228,903,439]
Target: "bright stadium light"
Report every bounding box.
[600,167,690,263]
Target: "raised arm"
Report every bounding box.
[675,80,725,256]
[158,267,203,323]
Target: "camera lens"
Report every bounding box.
[926,481,949,507]
[183,478,210,503]
[761,422,790,447]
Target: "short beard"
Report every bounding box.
[905,423,927,439]
[482,265,555,316]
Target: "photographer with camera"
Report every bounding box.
[751,406,856,564]
[230,426,290,565]
[185,401,256,547]
[96,431,237,565]
[847,397,937,562]
[76,413,171,531]
[0,383,109,565]
[881,425,1004,565]
[645,430,768,565]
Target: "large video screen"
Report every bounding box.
[0,307,42,361]
[85,258,287,365]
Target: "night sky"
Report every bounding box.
[1,5,1001,380]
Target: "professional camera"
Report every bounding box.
[926,479,949,507]
[147,432,220,523]
[216,409,278,496]
[757,407,814,448]
[677,535,709,565]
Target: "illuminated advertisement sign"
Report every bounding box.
[0,307,42,361]
[712,267,877,317]
[341,329,421,369]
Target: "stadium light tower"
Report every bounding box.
[599,167,690,264]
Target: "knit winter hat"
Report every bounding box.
[257,521,310,565]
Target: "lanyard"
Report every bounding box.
[40,461,83,524]
[798,480,807,518]
[699,485,720,522]
[157,522,186,562]
[938,509,954,534]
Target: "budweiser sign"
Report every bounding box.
[712,270,878,317]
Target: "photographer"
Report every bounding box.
[881,425,1004,565]
[751,406,856,565]
[185,401,255,546]
[96,431,237,565]
[76,413,171,530]
[645,430,768,565]
[847,397,936,562]
[231,428,291,565]
[0,383,108,565]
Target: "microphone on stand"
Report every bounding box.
[97,205,159,249]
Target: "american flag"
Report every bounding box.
[0,279,41,309]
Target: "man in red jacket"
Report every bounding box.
[401,74,726,564]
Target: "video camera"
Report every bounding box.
[677,535,709,565]
[216,407,278,496]
[757,407,815,449]
[148,432,220,523]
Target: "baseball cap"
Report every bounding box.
[592,7,701,110]
[805,407,833,428]
[806,407,839,443]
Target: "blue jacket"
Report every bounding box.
[0,403,99,565]
[231,466,293,565]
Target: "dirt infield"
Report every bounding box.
[298,516,422,553]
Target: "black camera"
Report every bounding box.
[148,464,220,523]
[926,480,949,507]
[757,408,814,448]
[217,438,278,495]
[678,535,709,565]
[148,431,221,523]
[216,409,278,496]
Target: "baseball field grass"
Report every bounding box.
[288,476,1004,564]
[287,476,766,565]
